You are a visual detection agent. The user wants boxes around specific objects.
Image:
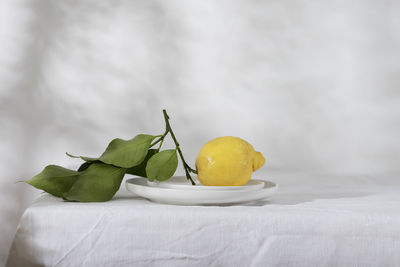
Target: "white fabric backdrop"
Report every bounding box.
[1,0,400,265]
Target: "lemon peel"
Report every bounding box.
[195,136,265,186]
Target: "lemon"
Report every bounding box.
[195,136,265,186]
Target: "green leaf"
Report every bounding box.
[145,149,178,181]
[98,134,156,168]
[26,165,80,197]
[63,163,126,202]
[76,160,103,172]
[126,149,157,177]
[66,152,98,162]
[77,161,96,172]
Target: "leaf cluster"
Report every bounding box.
[27,134,179,202]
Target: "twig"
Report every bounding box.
[162,109,196,185]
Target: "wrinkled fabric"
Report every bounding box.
[6,171,400,267]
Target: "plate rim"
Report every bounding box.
[146,176,266,191]
[125,177,278,205]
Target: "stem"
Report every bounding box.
[163,109,196,185]
[156,136,165,152]
[150,132,167,148]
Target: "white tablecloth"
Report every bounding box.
[6,171,400,267]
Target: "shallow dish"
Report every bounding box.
[126,176,278,205]
[147,176,265,191]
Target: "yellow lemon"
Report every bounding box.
[195,136,265,186]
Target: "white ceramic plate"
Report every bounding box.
[147,176,265,191]
[125,177,278,205]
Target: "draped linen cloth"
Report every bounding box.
[7,172,400,267]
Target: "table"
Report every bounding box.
[6,171,400,267]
